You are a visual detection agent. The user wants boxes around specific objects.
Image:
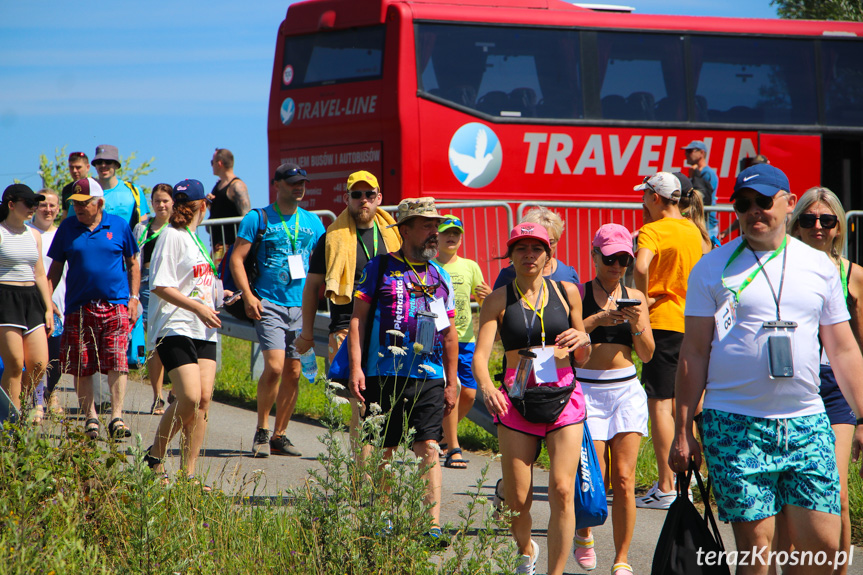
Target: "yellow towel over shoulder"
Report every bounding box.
[323,208,401,305]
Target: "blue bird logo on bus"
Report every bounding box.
[281,98,296,125]
[448,123,502,188]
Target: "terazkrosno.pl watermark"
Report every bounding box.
[697,546,854,568]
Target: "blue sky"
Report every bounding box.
[0,0,778,211]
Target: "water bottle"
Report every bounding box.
[296,331,318,382]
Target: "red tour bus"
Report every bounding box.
[267,0,863,276]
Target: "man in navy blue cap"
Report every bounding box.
[682,140,719,240]
[230,162,325,458]
[670,163,863,571]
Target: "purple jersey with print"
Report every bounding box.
[355,253,455,379]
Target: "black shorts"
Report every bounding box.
[156,335,217,372]
[641,329,684,400]
[363,377,445,448]
[0,284,46,334]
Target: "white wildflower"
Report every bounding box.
[331,396,349,406]
[327,381,346,391]
[367,414,387,428]
[369,402,382,415]
[388,345,407,356]
[417,364,435,375]
[386,329,405,338]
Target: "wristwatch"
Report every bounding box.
[130,294,140,301]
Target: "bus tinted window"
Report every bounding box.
[416,23,582,119]
[281,27,384,88]
[822,40,863,127]
[596,33,686,122]
[690,36,817,125]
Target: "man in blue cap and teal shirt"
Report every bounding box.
[230,162,325,458]
[682,140,718,239]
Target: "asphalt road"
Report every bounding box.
[49,375,863,575]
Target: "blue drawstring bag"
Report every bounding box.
[574,423,608,529]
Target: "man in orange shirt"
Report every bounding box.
[633,172,703,509]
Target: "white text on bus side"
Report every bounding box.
[523,133,756,178]
[294,95,378,121]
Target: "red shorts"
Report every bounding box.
[61,301,129,377]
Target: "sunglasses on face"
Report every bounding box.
[349,190,378,200]
[798,213,839,229]
[72,199,93,207]
[92,160,114,167]
[733,194,779,213]
[13,199,37,208]
[598,252,633,267]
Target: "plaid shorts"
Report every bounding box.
[61,301,129,377]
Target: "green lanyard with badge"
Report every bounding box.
[720,237,796,378]
[358,222,379,261]
[274,203,306,282]
[186,227,223,307]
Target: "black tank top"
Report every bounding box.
[209,177,241,245]
[500,279,571,351]
[581,280,633,348]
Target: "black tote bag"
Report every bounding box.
[651,465,731,575]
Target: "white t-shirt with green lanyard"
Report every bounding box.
[148,226,218,345]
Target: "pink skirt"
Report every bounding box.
[493,367,586,438]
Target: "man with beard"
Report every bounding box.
[348,197,458,544]
[230,163,325,458]
[298,171,401,446]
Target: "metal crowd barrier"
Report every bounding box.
[516,201,736,281]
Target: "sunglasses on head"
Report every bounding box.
[799,213,839,229]
[441,217,464,230]
[597,252,633,267]
[68,152,87,161]
[641,176,657,195]
[405,280,442,297]
[349,189,378,200]
[733,194,780,213]
[279,168,307,179]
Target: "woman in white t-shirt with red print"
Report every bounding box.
[144,180,221,486]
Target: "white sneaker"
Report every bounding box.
[516,539,539,575]
[635,482,676,510]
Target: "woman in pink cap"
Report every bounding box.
[474,222,591,575]
[572,223,654,575]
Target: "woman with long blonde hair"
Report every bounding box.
[784,187,862,575]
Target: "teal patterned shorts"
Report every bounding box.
[701,409,840,523]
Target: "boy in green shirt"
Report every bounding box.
[434,215,491,468]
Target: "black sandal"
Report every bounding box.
[143,445,162,468]
[443,448,469,469]
[107,417,131,440]
[84,418,99,440]
[150,397,166,415]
